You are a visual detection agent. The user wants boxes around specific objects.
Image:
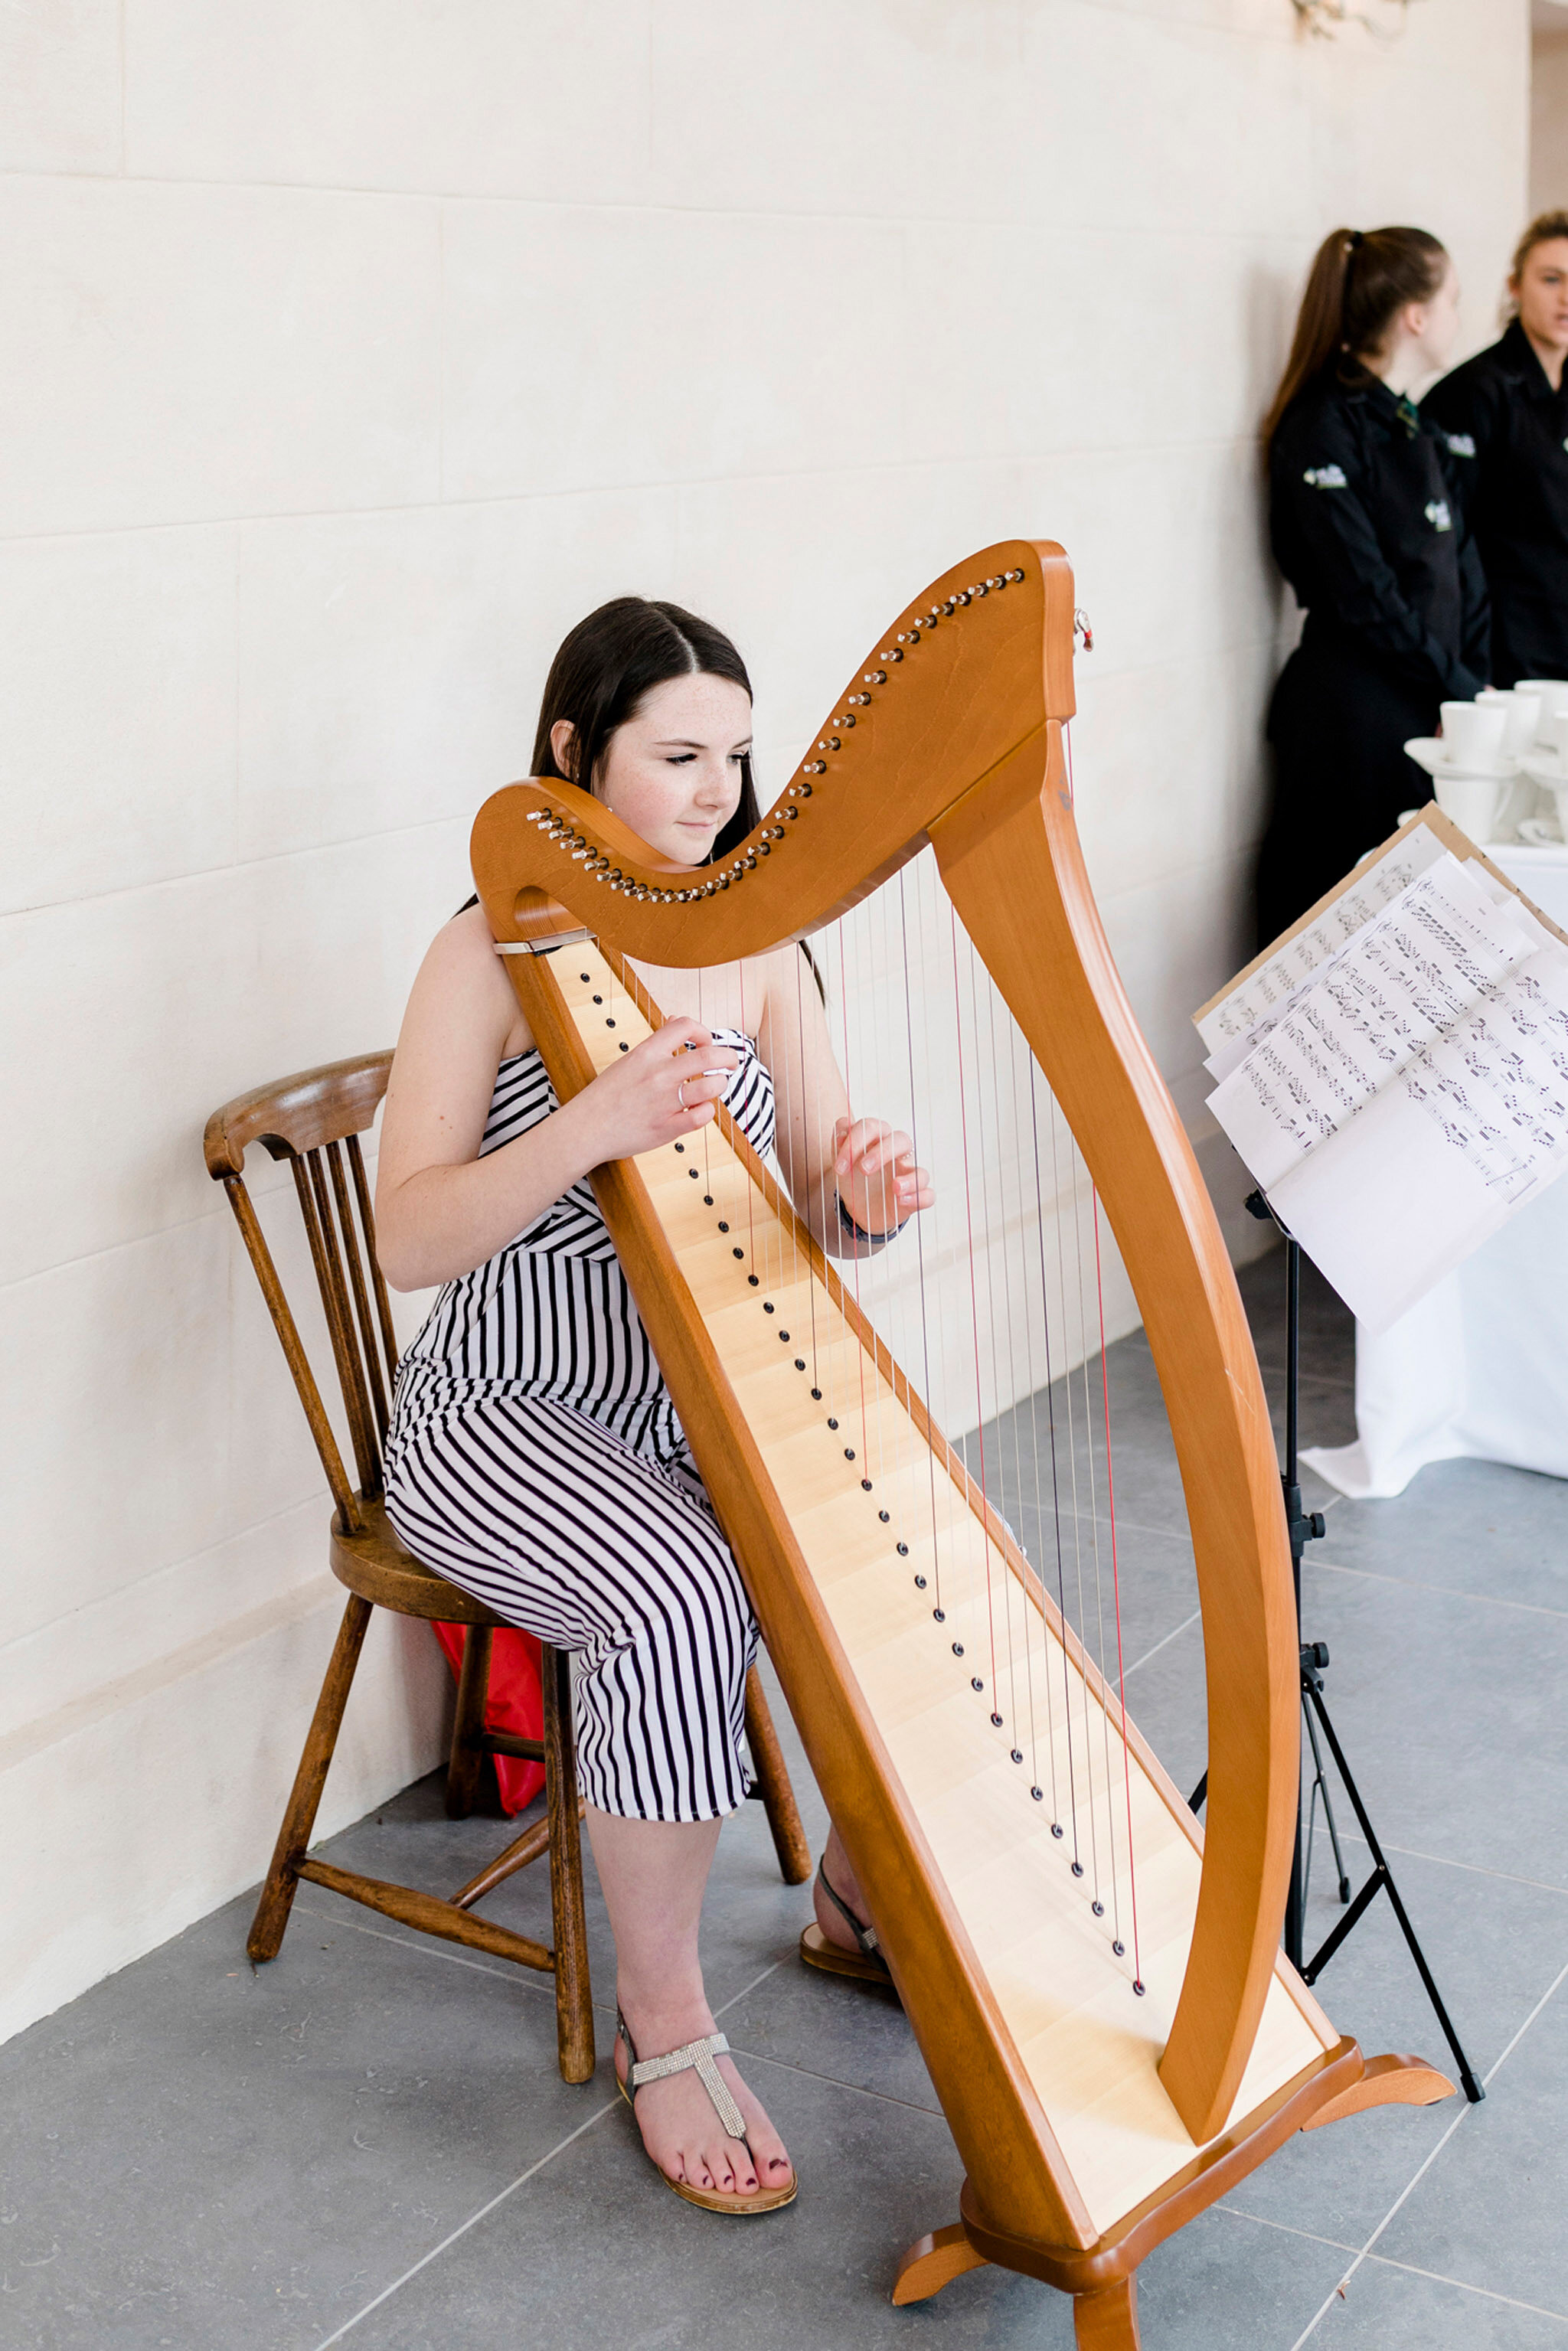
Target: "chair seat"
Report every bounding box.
[331,1495,504,1626]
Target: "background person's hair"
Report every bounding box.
[531,596,760,863]
[1262,225,1449,449]
[1505,209,1568,321]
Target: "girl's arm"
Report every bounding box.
[375,910,737,1291]
[756,943,933,1258]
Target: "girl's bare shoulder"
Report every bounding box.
[408,902,533,1057]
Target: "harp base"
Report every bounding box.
[893,2042,1452,2330]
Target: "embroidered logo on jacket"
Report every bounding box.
[1425,499,1452,531]
[1302,464,1348,489]
[1444,433,1476,459]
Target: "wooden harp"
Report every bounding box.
[470,543,1449,2347]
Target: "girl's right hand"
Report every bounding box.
[577,1018,739,1164]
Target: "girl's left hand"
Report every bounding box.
[832,1117,934,1239]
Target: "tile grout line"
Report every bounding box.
[1361,2251,1568,2327]
[1218,2206,1568,2324]
[307,2095,620,2349]
[1121,1607,1200,1679]
[303,1954,792,2346]
[1308,1553,1568,1626]
[1314,1829,1568,1900]
[1289,1954,1568,2349]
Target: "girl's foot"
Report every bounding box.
[614,2001,793,2204]
[813,1822,874,1954]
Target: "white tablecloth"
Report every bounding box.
[1303,844,1568,1499]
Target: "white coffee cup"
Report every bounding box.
[1438,700,1508,772]
[1514,680,1568,743]
[1477,687,1540,756]
[1432,769,1502,841]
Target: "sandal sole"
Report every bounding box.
[799,1922,899,1992]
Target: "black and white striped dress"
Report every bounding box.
[384,1027,775,1823]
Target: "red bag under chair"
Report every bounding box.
[432,1623,546,1814]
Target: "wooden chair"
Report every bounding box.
[204,1049,812,2088]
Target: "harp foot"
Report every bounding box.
[1073,2273,1140,2349]
[890,2221,989,2305]
[1302,2051,1455,2130]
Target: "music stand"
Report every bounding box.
[1190,1194,1483,2105]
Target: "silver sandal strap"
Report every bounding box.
[626,2030,746,2143]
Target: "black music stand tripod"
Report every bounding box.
[1191,1194,1483,2104]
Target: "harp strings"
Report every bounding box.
[815,845,1142,1982]
[577,805,1142,1987]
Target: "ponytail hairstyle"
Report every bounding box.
[1505,209,1568,324]
[531,596,760,863]
[1263,224,1449,448]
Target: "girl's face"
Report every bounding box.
[1513,239,1568,356]
[1406,260,1462,376]
[554,672,752,870]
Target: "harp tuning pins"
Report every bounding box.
[785,806,799,820]
[803,761,826,776]
[1007,567,1025,582]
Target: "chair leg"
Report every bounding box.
[744,1665,812,1886]
[446,1624,495,1819]
[249,1593,373,1963]
[541,1644,596,2084]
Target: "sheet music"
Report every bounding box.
[1195,825,1449,1061]
[1269,949,1568,1329]
[1200,850,1568,1328]
[1206,856,1545,1191]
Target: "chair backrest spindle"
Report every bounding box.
[348,1131,401,1406]
[298,1150,382,1500]
[204,1050,398,1524]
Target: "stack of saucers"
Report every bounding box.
[1405,687,1541,843]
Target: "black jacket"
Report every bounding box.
[1423,318,1568,685]
[1269,370,1489,699]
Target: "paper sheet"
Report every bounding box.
[1203,851,1568,1330]
[1195,826,1449,1061]
[1206,857,1544,1191]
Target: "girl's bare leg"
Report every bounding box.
[586,1807,792,2199]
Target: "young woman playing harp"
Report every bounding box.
[374,597,933,2215]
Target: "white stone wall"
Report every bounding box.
[0,0,1528,2042]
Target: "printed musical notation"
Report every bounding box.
[1200,846,1568,1331]
[1197,826,1449,1079]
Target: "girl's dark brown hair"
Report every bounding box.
[531,596,760,863]
[1263,225,1449,448]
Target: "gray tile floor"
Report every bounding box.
[4,1248,1564,2349]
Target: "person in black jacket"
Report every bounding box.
[1255,227,1490,945]
[1424,211,1568,686]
